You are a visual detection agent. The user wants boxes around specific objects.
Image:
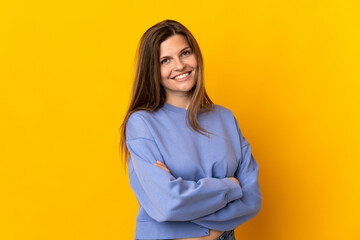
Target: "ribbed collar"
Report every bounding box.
[162,102,187,114]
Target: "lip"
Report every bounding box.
[171,71,192,80]
[171,71,192,82]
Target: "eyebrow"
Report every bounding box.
[160,47,191,60]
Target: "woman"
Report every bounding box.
[119,19,262,240]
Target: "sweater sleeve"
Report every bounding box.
[190,116,262,231]
[126,112,243,223]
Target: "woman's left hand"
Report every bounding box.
[153,160,172,174]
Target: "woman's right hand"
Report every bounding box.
[228,177,240,186]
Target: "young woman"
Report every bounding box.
[119,19,262,240]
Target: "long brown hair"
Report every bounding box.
[119,19,215,173]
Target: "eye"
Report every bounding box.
[182,50,191,56]
[160,58,169,65]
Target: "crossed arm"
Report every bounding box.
[127,112,262,230]
[152,137,262,231]
[154,160,240,186]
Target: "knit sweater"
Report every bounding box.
[126,102,262,240]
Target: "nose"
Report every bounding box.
[174,57,185,71]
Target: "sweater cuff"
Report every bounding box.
[222,178,243,202]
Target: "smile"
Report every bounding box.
[171,71,192,81]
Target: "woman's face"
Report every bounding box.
[159,34,198,98]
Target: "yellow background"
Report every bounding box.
[1,0,359,239]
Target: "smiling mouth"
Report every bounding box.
[171,71,192,80]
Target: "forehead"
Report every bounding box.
[159,34,190,56]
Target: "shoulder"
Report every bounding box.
[127,108,159,124]
[127,110,148,121]
[210,103,235,120]
[211,104,245,135]
[126,110,155,140]
[212,103,232,113]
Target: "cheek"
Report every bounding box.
[188,56,198,69]
[160,66,170,79]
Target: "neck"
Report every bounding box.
[165,94,192,110]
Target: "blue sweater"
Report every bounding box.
[126,102,262,240]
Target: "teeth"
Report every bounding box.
[174,72,189,80]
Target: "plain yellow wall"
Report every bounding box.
[1,0,359,239]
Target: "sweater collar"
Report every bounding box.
[162,102,187,114]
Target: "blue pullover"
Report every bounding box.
[126,102,262,240]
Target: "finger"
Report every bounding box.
[158,166,170,173]
[158,163,167,168]
[156,160,165,165]
[153,163,167,170]
[154,162,164,167]
[158,163,169,170]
